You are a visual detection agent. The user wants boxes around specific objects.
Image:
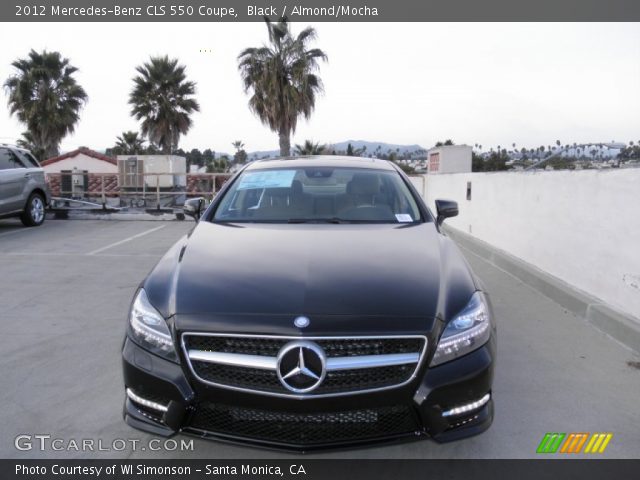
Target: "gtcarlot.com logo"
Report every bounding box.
[15,434,194,452]
[536,432,613,454]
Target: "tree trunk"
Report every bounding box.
[279,129,290,157]
[42,138,59,161]
[46,146,59,160]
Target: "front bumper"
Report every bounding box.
[122,331,495,451]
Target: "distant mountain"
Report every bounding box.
[247,140,427,160]
[330,140,426,155]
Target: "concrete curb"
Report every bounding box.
[444,226,640,353]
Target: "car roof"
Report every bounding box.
[0,143,29,153]
[244,155,398,172]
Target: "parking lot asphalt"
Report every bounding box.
[1,218,639,459]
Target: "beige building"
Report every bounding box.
[40,147,117,173]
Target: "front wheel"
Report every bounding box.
[20,193,46,227]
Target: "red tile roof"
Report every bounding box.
[41,147,116,167]
[87,174,119,195]
[46,173,120,197]
[187,174,230,194]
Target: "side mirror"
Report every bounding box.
[184,197,204,222]
[435,199,458,227]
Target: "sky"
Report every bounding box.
[0,22,638,155]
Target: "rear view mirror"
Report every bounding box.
[184,197,204,222]
[435,199,458,227]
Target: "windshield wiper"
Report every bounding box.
[287,218,348,224]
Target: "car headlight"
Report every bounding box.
[431,291,491,366]
[128,288,179,362]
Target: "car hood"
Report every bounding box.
[144,221,477,335]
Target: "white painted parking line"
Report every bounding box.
[86,225,167,255]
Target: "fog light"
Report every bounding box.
[126,388,168,413]
[442,393,490,417]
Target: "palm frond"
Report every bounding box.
[238,18,328,155]
[4,49,88,158]
[129,56,200,153]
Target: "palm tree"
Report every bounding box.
[238,17,328,156]
[295,140,325,155]
[129,56,200,154]
[16,131,41,158]
[4,49,88,160]
[114,131,145,155]
[232,140,247,164]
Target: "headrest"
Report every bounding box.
[348,173,380,196]
[291,180,303,195]
[264,187,290,198]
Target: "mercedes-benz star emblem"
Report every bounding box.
[276,341,326,393]
[294,316,310,328]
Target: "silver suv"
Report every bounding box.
[0,144,51,226]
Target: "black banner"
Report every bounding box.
[4,460,640,480]
[4,0,640,22]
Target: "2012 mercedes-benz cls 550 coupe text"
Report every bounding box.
[122,156,496,450]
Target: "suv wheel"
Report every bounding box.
[21,193,46,227]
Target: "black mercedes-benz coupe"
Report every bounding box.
[122,156,496,450]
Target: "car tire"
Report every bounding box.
[20,192,46,227]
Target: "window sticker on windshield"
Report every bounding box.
[237,170,297,190]
[395,214,413,222]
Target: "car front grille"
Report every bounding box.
[182,334,427,397]
[317,364,415,394]
[191,362,283,393]
[187,402,419,447]
[186,336,424,357]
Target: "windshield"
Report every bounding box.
[212,167,423,224]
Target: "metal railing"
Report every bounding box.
[46,172,232,210]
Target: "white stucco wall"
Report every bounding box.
[408,175,426,197]
[417,169,640,321]
[42,153,117,174]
